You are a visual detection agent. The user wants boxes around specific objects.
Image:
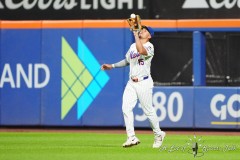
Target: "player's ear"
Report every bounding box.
[148,33,151,39]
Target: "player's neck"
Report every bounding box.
[140,38,149,44]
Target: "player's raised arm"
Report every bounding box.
[133,31,148,55]
[133,25,154,56]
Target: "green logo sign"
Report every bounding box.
[61,37,109,120]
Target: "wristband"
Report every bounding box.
[112,64,115,68]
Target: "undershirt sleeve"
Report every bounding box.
[112,59,129,68]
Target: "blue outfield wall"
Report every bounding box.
[194,87,239,129]
[0,22,1,125]
[134,87,194,128]
[1,29,42,125]
[0,23,240,129]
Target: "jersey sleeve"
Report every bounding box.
[125,53,130,63]
[144,42,154,57]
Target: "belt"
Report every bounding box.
[131,76,149,82]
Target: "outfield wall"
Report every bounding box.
[0,20,240,129]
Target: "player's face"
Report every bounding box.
[139,28,151,40]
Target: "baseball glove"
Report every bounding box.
[127,14,142,32]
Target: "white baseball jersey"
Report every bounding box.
[125,42,154,79]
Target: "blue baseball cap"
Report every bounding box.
[142,25,154,37]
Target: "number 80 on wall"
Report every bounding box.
[135,92,184,122]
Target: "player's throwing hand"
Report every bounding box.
[101,64,113,70]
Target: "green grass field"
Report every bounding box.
[0,131,239,160]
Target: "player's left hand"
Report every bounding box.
[133,30,140,37]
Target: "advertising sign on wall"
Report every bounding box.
[1,0,240,20]
[134,87,194,128]
[195,87,240,129]
[0,20,240,129]
[151,0,240,19]
[0,0,149,20]
[0,27,43,125]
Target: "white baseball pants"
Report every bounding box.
[122,77,161,137]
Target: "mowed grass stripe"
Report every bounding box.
[0,132,239,160]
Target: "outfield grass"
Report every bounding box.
[0,131,239,160]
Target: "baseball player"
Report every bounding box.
[101,25,166,148]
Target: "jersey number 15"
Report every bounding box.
[138,59,144,65]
